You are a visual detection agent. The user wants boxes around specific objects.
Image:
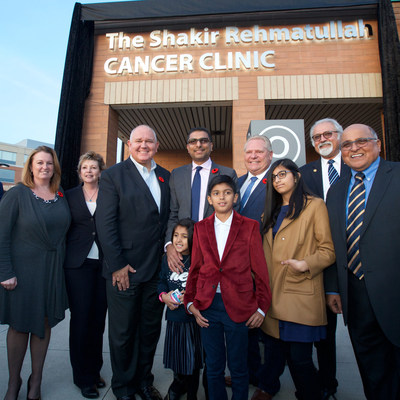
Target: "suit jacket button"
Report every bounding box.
[219,268,223,272]
[212,285,216,289]
[282,237,285,240]
[92,232,96,236]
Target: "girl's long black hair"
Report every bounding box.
[262,158,313,234]
[171,218,195,253]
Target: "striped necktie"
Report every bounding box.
[240,176,257,212]
[328,159,339,186]
[346,172,366,279]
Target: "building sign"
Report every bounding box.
[104,20,370,75]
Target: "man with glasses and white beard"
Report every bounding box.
[300,118,350,399]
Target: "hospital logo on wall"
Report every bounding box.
[247,120,306,167]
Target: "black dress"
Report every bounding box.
[0,184,71,338]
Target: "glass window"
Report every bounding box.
[0,169,15,183]
[0,151,17,165]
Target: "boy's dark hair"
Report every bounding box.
[171,218,195,253]
[261,158,313,234]
[187,127,212,142]
[207,175,237,195]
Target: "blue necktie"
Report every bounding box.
[191,166,202,222]
[240,176,257,212]
[347,172,366,280]
[328,159,339,186]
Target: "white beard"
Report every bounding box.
[318,142,333,157]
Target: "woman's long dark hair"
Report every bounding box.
[262,158,313,234]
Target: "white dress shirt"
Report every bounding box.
[191,158,212,221]
[321,152,342,201]
[130,156,161,212]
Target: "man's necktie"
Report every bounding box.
[191,166,202,222]
[346,172,366,279]
[240,176,257,212]
[328,159,339,186]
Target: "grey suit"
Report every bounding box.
[165,161,237,243]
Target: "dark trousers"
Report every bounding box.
[168,370,200,400]
[314,307,338,392]
[347,271,400,400]
[64,259,107,388]
[257,332,321,400]
[106,276,164,397]
[201,294,249,400]
[247,328,261,385]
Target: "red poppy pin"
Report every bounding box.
[262,178,267,184]
[212,168,219,174]
[158,176,164,183]
[57,191,64,197]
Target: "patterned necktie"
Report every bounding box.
[328,159,339,186]
[346,172,366,279]
[240,176,257,212]
[191,166,202,222]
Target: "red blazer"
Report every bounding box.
[185,211,271,323]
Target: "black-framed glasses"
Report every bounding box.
[271,170,291,181]
[187,138,210,145]
[340,137,378,151]
[312,130,338,142]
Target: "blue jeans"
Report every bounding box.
[200,294,249,400]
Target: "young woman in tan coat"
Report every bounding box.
[254,158,335,400]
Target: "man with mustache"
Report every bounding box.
[300,118,350,399]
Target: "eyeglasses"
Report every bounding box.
[187,138,210,145]
[312,131,338,142]
[271,170,291,181]
[340,137,378,151]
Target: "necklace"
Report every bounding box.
[83,186,98,202]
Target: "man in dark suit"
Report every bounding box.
[235,135,272,398]
[326,124,400,399]
[96,125,170,400]
[238,135,272,227]
[300,118,350,399]
[166,127,237,272]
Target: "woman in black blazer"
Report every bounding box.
[64,151,107,399]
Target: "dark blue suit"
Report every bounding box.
[300,157,350,395]
[0,182,3,201]
[238,171,268,386]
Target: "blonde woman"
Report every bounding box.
[0,146,70,400]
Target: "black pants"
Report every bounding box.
[64,258,107,388]
[106,276,164,397]
[347,271,400,400]
[257,332,321,400]
[314,307,338,393]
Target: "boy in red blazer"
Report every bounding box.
[184,175,271,400]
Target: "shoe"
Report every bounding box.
[27,375,41,400]
[322,388,337,400]
[164,388,181,400]
[96,377,106,389]
[251,388,273,400]
[137,385,162,400]
[224,376,232,387]
[81,385,99,399]
[117,396,136,400]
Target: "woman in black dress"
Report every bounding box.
[0,146,70,400]
[64,151,107,399]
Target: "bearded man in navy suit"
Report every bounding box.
[97,125,170,400]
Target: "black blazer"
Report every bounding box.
[326,158,400,346]
[300,157,350,199]
[237,171,268,228]
[96,158,170,282]
[64,185,101,269]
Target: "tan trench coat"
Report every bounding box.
[261,196,335,338]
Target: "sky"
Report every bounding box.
[0,0,132,146]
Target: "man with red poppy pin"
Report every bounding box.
[165,127,238,274]
[97,125,170,400]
